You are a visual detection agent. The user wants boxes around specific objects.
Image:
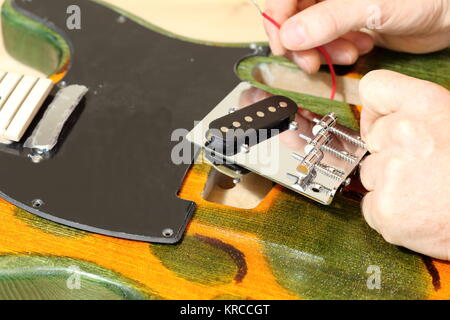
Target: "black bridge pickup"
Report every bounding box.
[206,96,297,156]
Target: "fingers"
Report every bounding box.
[266,0,447,57]
[361,192,380,233]
[359,70,441,138]
[264,0,375,73]
[359,153,386,191]
[362,191,401,247]
[264,0,299,55]
[285,49,321,74]
[340,31,375,55]
[320,38,359,65]
[363,114,398,153]
[279,0,374,51]
[286,38,360,73]
[359,153,380,191]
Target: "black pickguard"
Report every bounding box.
[0,0,251,243]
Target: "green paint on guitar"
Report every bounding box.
[357,48,450,89]
[236,47,450,131]
[262,192,428,299]
[1,0,70,76]
[190,163,431,299]
[237,50,449,109]
[151,235,238,286]
[0,255,156,300]
[15,208,87,238]
[236,56,359,130]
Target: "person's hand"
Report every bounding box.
[264,0,450,74]
[359,70,450,260]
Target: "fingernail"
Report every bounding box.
[292,55,312,74]
[331,50,356,65]
[281,23,306,50]
[355,37,374,54]
[342,52,354,64]
[271,45,285,56]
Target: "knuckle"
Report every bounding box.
[391,119,414,137]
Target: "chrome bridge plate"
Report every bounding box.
[187,82,367,205]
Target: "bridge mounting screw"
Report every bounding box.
[289,121,298,131]
[344,178,351,187]
[28,154,43,163]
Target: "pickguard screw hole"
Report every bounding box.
[57,81,67,89]
[117,15,126,24]
[32,199,44,208]
[162,228,174,238]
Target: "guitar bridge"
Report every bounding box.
[187,83,367,205]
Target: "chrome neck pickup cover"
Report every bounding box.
[187,83,367,205]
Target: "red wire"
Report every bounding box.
[261,12,337,100]
[316,46,337,100]
[262,12,281,29]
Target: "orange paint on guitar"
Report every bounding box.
[0,191,297,299]
[428,260,450,299]
[187,222,298,299]
[48,59,70,83]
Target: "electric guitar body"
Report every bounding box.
[0,0,449,299]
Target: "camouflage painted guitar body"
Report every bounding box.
[0,0,449,299]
